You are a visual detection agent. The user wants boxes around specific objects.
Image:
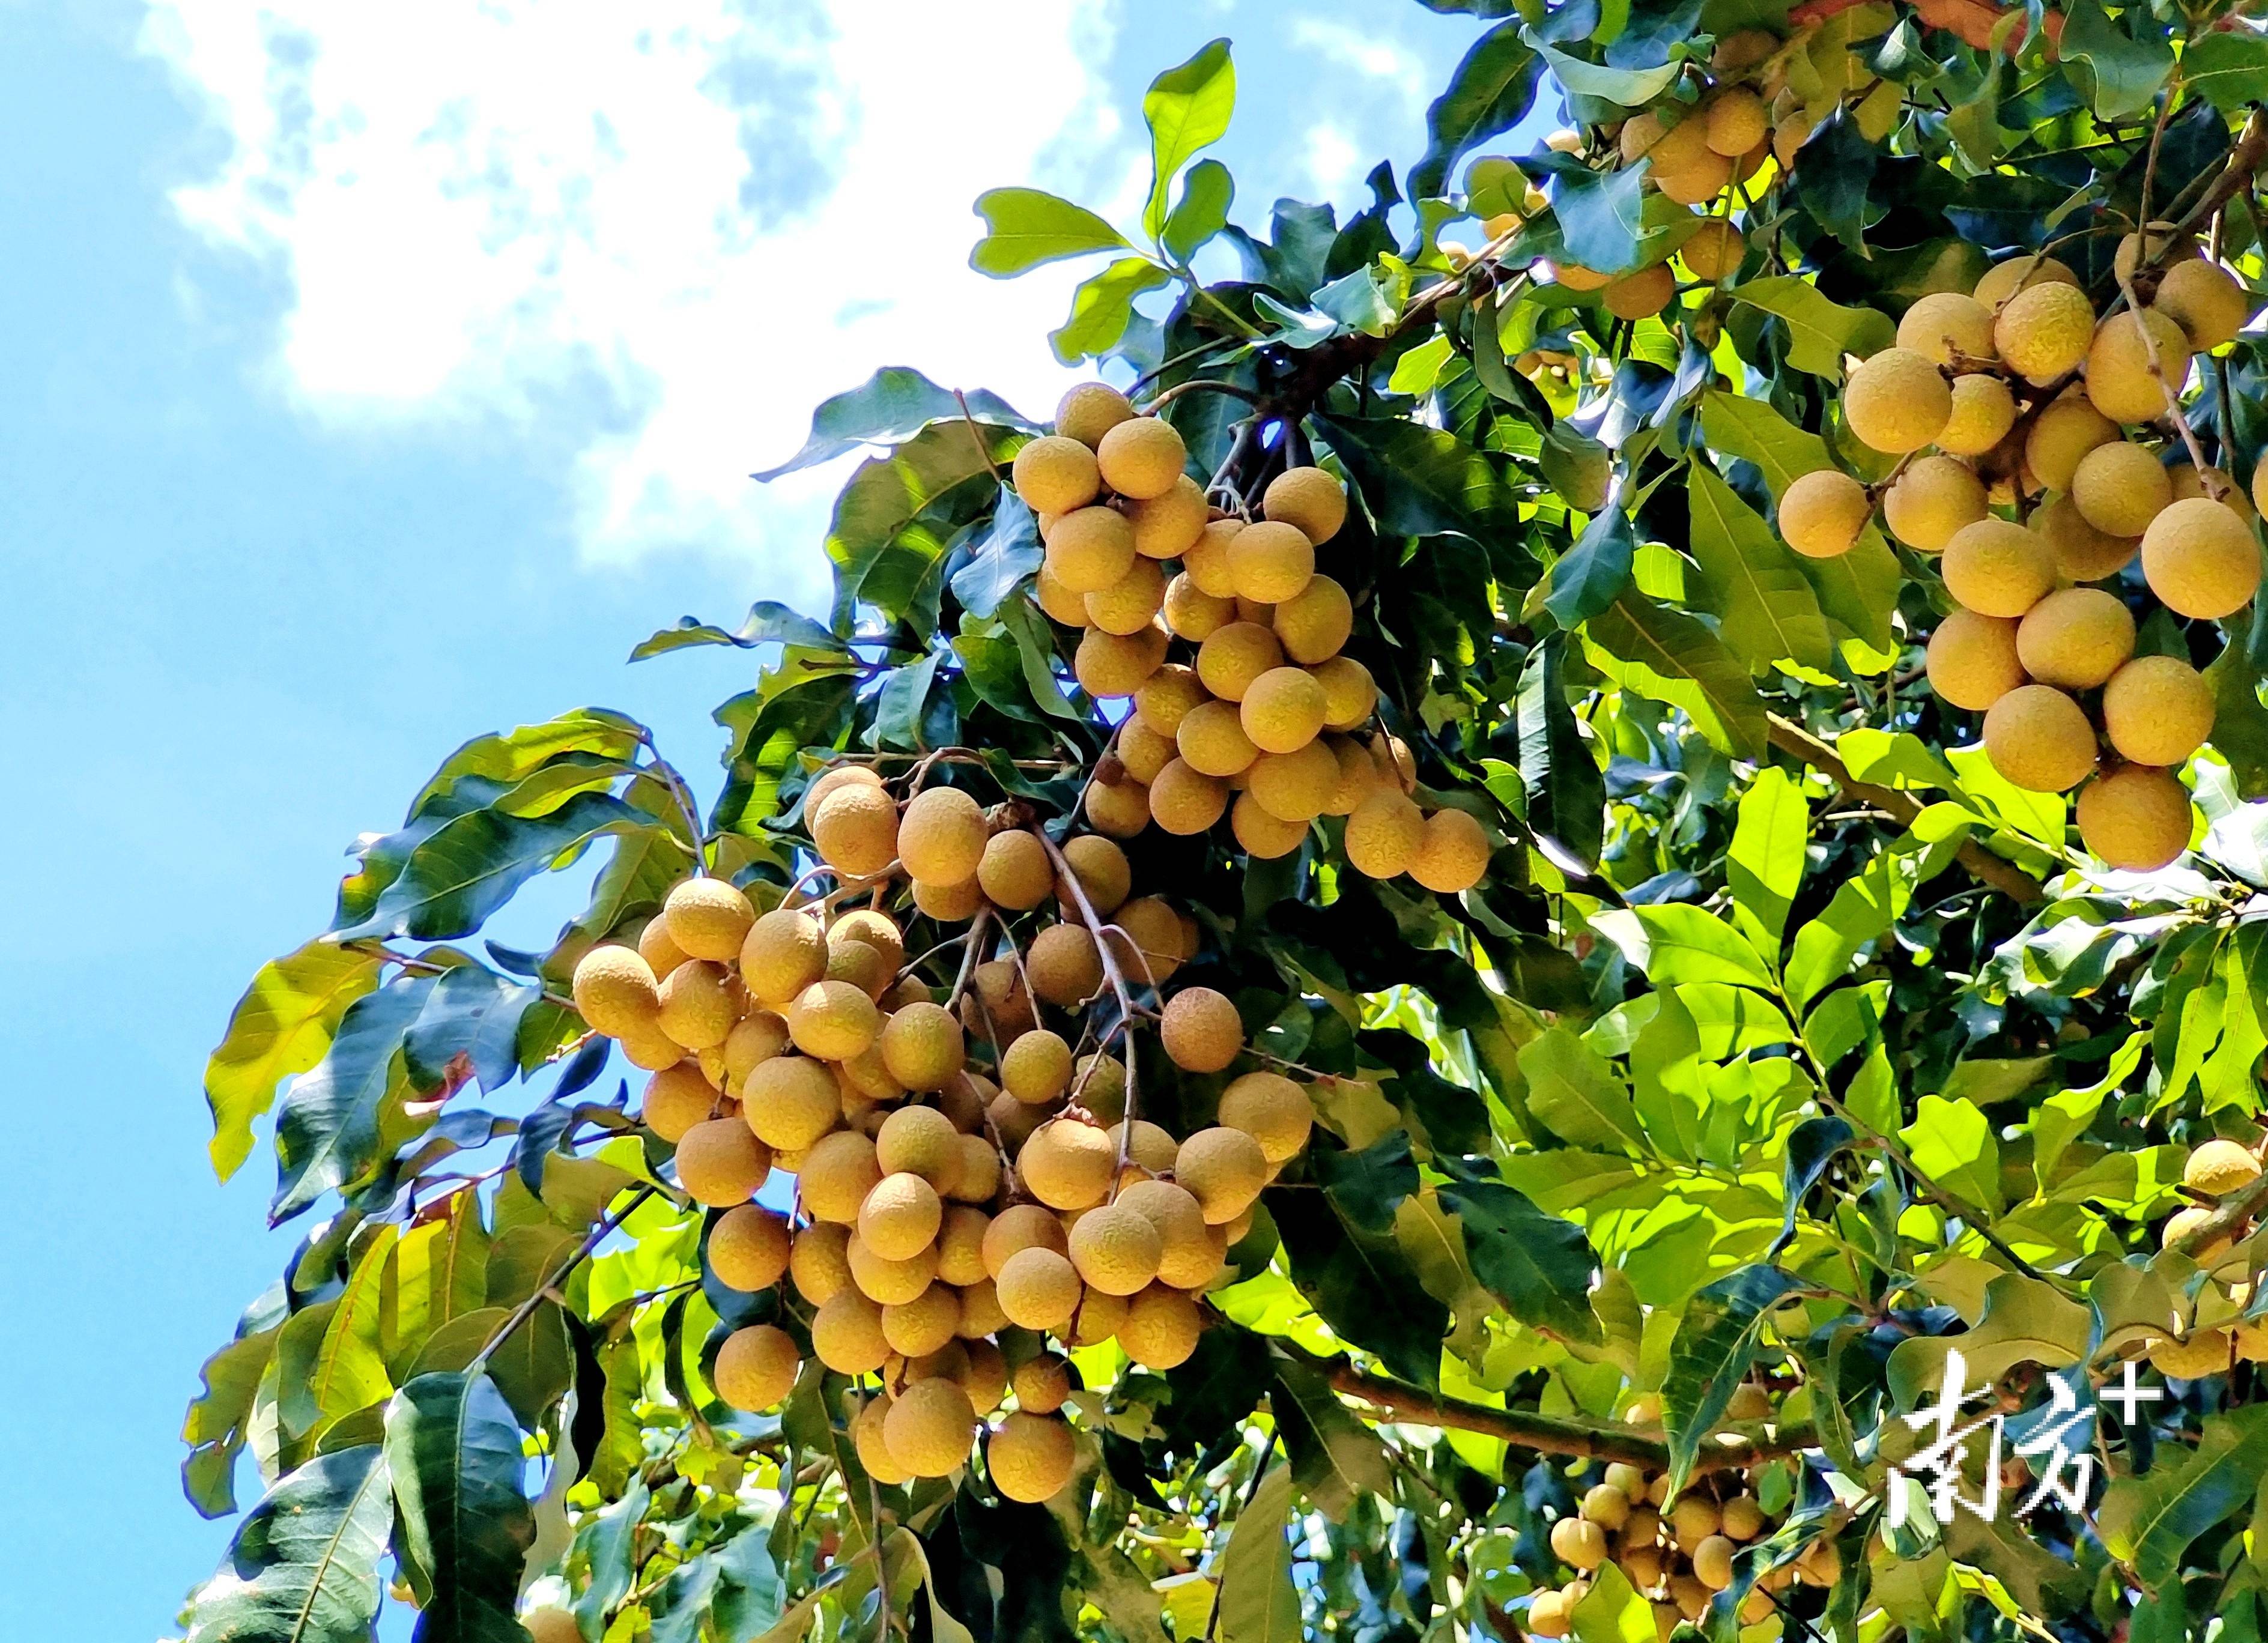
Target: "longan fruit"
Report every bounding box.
[1056,382,1135,449]
[2077,764,2193,872]
[2025,396,2118,492]
[2151,1328,2234,1379]
[1001,1028,1073,1105]
[983,1202,1070,1278]
[1669,1495,1721,1551]
[2072,441,2172,537]
[786,978,882,1061]
[1034,560,1092,625]
[1982,684,2098,791]
[1246,740,1341,822]
[1883,455,1986,552]
[1184,518,1242,597]
[2034,494,2138,582]
[1013,435,1102,516]
[1705,86,1768,156]
[810,782,899,879]
[722,1009,791,1086]
[741,909,828,1007]
[807,763,884,814]
[1082,775,1151,839]
[858,1170,944,1261]
[1047,506,1138,595]
[823,937,891,1003]
[1106,896,1187,988]
[1975,257,2079,313]
[978,829,1053,910]
[789,1222,854,1304]
[1680,217,1741,282]
[709,1205,792,1291]
[643,1062,719,1143]
[1096,416,1188,500]
[2086,309,2191,423]
[1218,1071,1313,1164]
[661,876,755,964]
[1018,1118,1115,1209]
[1087,558,1167,635]
[1027,923,1103,1007]
[1177,700,1260,778]
[1273,574,1353,664]
[676,1116,770,1206]
[523,1606,583,1643]
[635,915,691,985]
[1134,664,1206,739]
[1067,1287,1129,1349]
[881,1283,962,1358]
[2015,587,2135,689]
[1163,572,1236,641]
[957,1278,1010,1340]
[1580,1483,1631,1530]
[2102,655,2214,767]
[1149,759,1230,835]
[1240,667,1330,755]
[1720,1495,1766,1540]
[1896,292,1994,366]
[1936,373,2018,456]
[2186,1137,2263,1194]
[852,1394,909,1485]
[1776,468,1870,558]
[846,1230,938,1306]
[1231,793,1308,858]
[1196,622,1285,701]
[713,1324,799,1412]
[1994,282,2094,384]
[898,786,989,886]
[1074,623,1169,698]
[996,1245,1084,1331]
[963,957,1035,1046]
[875,1103,964,1189]
[1925,610,2025,712]
[884,1377,978,1478]
[2171,462,2256,520]
[2156,258,2251,352]
[1312,655,1377,731]
[1691,1535,1736,1591]
[1263,467,1349,544]
[1602,264,1676,321]
[1411,808,1492,893]
[2142,496,2263,619]
[1942,518,2056,617]
[949,1134,1001,1203]
[1068,1200,1165,1296]
[574,945,662,1038]
[1175,1125,1269,1223]
[1842,348,1950,453]
[1055,833,1131,917]
[1012,1352,1072,1413]
[1527,1591,1573,1639]
[1129,474,1209,560]
[799,1128,883,1223]
[1227,521,1316,604]
[934,1204,991,1287]
[1118,1284,1202,1369]
[879,1002,965,1093]
[989,1411,1076,1502]
[1551,1516,1608,1571]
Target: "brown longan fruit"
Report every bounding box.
[1027,923,1103,1006]
[1019,1118,1115,1209]
[1056,833,1131,916]
[989,1411,1076,1502]
[2077,764,2193,871]
[810,782,899,879]
[996,1245,1083,1331]
[643,1062,719,1142]
[1096,416,1188,500]
[713,1324,799,1412]
[2016,587,2135,689]
[1776,469,1869,559]
[677,1116,770,1206]
[574,945,661,1038]
[709,1205,792,1291]
[1227,520,1315,604]
[2102,655,2214,766]
[1983,684,2098,792]
[1925,610,2024,712]
[1196,622,1284,702]
[1843,348,1950,453]
[1048,506,1138,595]
[1013,435,1102,516]
[1129,474,1208,560]
[1942,518,2056,617]
[741,908,828,1007]
[1074,623,1169,698]
[1083,775,1150,840]
[1162,987,1242,1073]
[2142,496,2263,619]
[1001,1028,1073,1105]
[799,1129,883,1223]
[898,786,989,886]
[1087,558,1166,635]
[1680,217,1741,282]
[879,1002,966,1092]
[1411,808,1492,893]
[1246,740,1341,823]
[1119,1284,1202,1369]
[1106,897,1187,987]
[963,957,1035,1047]
[983,1202,1070,1277]
[1057,382,1134,449]
[1240,667,1330,754]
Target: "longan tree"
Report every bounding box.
[178,7,2268,1643]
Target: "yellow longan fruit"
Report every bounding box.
[858,1171,943,1261]
[895,786,987,888]
[1994,282,2094,384]
[1942,518,2056,617]
[1720,1495,1766,1540]
[2171,463,2256,521]
[741,909,827,1008]
[2087,309,2192,423]
[1163,572,1236,641]
[713,1324,799,1412]
[1240,667,1330,754]
[881,1283,962,1358]
[1013,435,1101,516]
[2102,655,2213,767]
[1324,736,1381,818]
[1228,521,1316,605]
[1602,264,1676,321]
[620,1023,690,1073]
[1104,1118,1178,1182]
[1075,623,1169,699]
[574,945,661,1038]
[884,1377,977,1478]
[1096,417,1188,500]
[832,909,904,975]
[1777,468,1870,558]
[1184,518,1242,596]
[2078,764,2192,871]
[1793,1538,1842,1587]
[799,1129,882,1223]
[806,764,884,815]
[663,877,755,964]
[2142,496,2263,619]
[958,1278,1010,1341]
[1157,988,1239,1073]
[949,1134,999,1205]
[1255,471,1348,556]
[823,938,891,1003]
[786,978,881,1061]
[1551,1516,1608,1570]
[2036,494,2139,582]
[2155,259,2251,352]
[996,1245,1084,1331]
[1196,621,1285,702]
[984,1202,1069,1278]
[1897,292,1995,366]
[963,957,1035,1047]
[1020,1118,1115,1209]
[1001,1027,1074,1107]
[1048,506,1138,595]
[743,1055,841,1151]
[723,1009,790,1086]
[2016,587,2135,689]
[643,1062,718,1143]
[1247,740,1341,823]
[1057,382,1135,449]
[1028,924,1102,1008]
[1150,759,1231,835]
[811,782,899,879]
[1219,1071,1313,1164]
[1549,261,1613,292]
[1345,788,1424,877]
[1669,1495,1721,1551]
[1119,1284,1203,1369]
[1972,254,2079,311]
[1937,373,2018,456]
[1087,558,1167,636]
[709,1205,792,1291]
[1581,1483,1632,1531]
[1983,684,2098,791]
[1066,1287,1127,1348]
[1082,775,1150,840]
[974,829,1049,911]
[879,1003,965,1094]
[1129,474,1210,560]
[1312,655,1377,731]
[1117,1179,1219,1289]
[2117,223,2192,282]
[1680,218,1741,282]
[1054,836,1131,920]
[1273,575,1353,664]
[1012,1352,1072,1415]
[1884,455,1986,552]
[1120,721,1184,790]
[1068,1201,1165,1296]
[1411,808,1493,893]
[875,1102,963,1188]
[1175,1125,1268,1223]
[2188,1136,2263,1194]
[1177,700,1260,779]
[2151,1329,2232,1379]
[1034,560,1092,626]
[1232,793,1308,858]
[934,1205,991,1287]
[677,1117,769,1206]
[2026,396,2120,492]
[846,1230,937,1306]
[1652,147,1733,207]
[989,1411,1076,1502]
[1843,348,1951,453]
[852,1394,909,1485]
[1705,87,1768,156]
[790,1222,853,1305]
[2072,441,2172,537]
[1527,1591,1574,1639]
[635,915,691,985]
[1926,610,2025,711]
[1135,664,1207,739]
[1691,1535,1736,1591]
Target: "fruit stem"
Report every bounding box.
[470,1185,656,1375]
[951,389,1005,486]
[1031,828,1147,1187]
[636,739,711,876]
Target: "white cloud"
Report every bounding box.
[139,0,1132,576]
[1302,122,1362,201]
[1289,19,1424,96]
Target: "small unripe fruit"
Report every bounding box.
[574,945,661,1038]
[709,1205,792,1292]
[1263,467,1349,544]
[1013,435,1102,515]
[677,1117,769,1206]
[1670,1495,1721,1551]
[2077,765,2192,872]
[1777,468,1870,558]
[1942,518,2056,617]
[2016,587,2135,689]
[714,1324,799,1412]
[1175,1125,1269,1223]
[1095,416,1187,500]
[1161,988,1242,1073]
[2102,655,2214,767]
[1720,1495,1766,1540]
[1982,685,2097,792]
[1926,610,2025,712]
[1843,348,1950,454]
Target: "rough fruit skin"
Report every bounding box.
[1227,521,1316,604]
[2026,397,2119,492]
[1897,292,1995,365]
[574,945,661,1037]
[1219,1071,1314,1164]
[2186,1137,2263,1194]
[787,978,882,1061]
[1994,282,2094,383]
[1246,741,1341,823]
[1034,561,1091,625]
[875,1104,963,1187]
[1926,610,2025,711]
[1018,1119,1115,1209]
[1937,374,2018,456]
[2102,655,2215,767]
[1026,923,1102,1008]
[2086,310,2191,423]
[1680,218,1741,282]
[1161,987,1243,1073]
[1602,264,1676,321]
[949,1134,1000,1205]
[709,1205,792,1292]
[1148,759,1227,837]
[1177,701,1259,778]
[1095,417,1187,500]
[1048,506,1138,595]
[2036,495,2139,582]
[2077,765,2192,871]
[1162,573,1233,641]
[1973,254,2078,311]
[1231,793,1306,858]
[1942,518,2057,617]
[1087,559,1166,635]
[744,1056,841,1149]
[884,1377,978,1478]
[1057,834,1131,916]
[643,1062,718,1143]
[2156,259,2251,351]
[2015,587,2135,689]
[845,1232,937,1305]
[1883,456,1986,552]
[1347,789,1425,876]
[676,1117,770,1206]
[790,1223,854,1305]
[1119,1284,1203,1369]
[858,1171,943,1261]
[1263,467,1349,544]
[1011,1354,1072,1414]
[1057,382,1135,449]
[1273,576,1353,664]
[1196,622,1286,702]
[1074,624,1169,698]
[1240,667,1330,754]
[713,1324,799,1412]
[1069,1202,1165,1295]
[1982,685,2099,792]
[996,1246,1083,1331]
[989,1412,1076,1502]
[1184,519,1242,596]
[1128,474,1208,561]
[799,1130,882,1223]
[1323,736,1380,817]
[1136,664,1208,737]
[1777,468,1870,558]
[2071,442,2171,537]
[1843,348,1951,453]
[2142,496,2263,619]
[741,909,828,1008]
[881,1284,961,1358]
[879,1003,965,1093]
[983,1203,1070,1278]
[853,1396,910,1485]
[1411,808,1493,894]
[663,877,756,963]
[1117,1179,1217,1287]
[1001,1028,1073,1104]
[1175,1125,1269,1223]
[977,830,1053,910]
[810,782,899,879]
[1012,435,1100,516]
[897,787,988,887]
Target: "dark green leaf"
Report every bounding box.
[754,369,1023,481]
[1311,1132,1419,1233]
[273,975,436,1221]
[1582,592,1768,758]
[1543,502,1636,629]
[334,792,648,943]
[630,602,841,661]
[386,1372,536,1641]
[1660,1265,1808,1490]
[1215,1465,1300,1643]
[1270,1351,1394,1520]
[2183,30,2268,115]
[405,966,538,1096]
[1317,414,1520,536]
[1270,1188,1449,1388]
[184,1444,393,1643]
[1436,1156,1601,1343]
[2058,0,2174,121]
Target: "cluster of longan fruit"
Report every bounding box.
[1526,1393,1837,1640]
[2142,1134,2268,1376]
[1769,236,2260,873]
[566,764,1317,1503]
[1015,383,1491,895]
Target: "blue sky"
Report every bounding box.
[0,2,1538,1633]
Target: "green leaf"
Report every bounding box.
[1582,592,1768,758]
[386,1372,536,1639]
[827,421,1022,617]
[206,942,384,1184]
[1436,1157,1602,1343]
[1730,276,1894,378]
[1529,38,1682,107]
[2183,30,2268,116]
[2058,0,2174,121]
[872,650,943,753]
[1413,22,1539,198]
[948,491,1042,619]
[1687,465,1833,673]
[282,1227,398,1438]
[1570,1560,1658,1643]
[753,368,1023,481]
[183,1321,284,1517]
[1053,258,1172,364]
[1727,767,1809,955]
[1516,633,1605,871]
[1520,1026,1646,1153]
[1142,40,1236,244]
[1162,159,1234,262]
[1311,1132,1420,1233]
[1314,414,1521,536]
[1660,1265,1808,1490]
[184,1444,393,1643]
[1270,1351,1395,1520]
[1544,504,1637,629]
[629,602,841,661]
[404,965,538,1096]
[413,710,648,817]
[1699,391,1830,497]
[1215,1465,1300,1643]
[970,188,1129,277]
[1785,832,1927,1008]
[1270,1188,1449,1388]
[1550,163,1649,274]
[996,596,1083,721]
[1901,1093,2004,1217]
[273,975,435,1221]
[1885,1273,2087,1406]
[1627,904,1776,989]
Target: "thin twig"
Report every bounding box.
[1032,829,1144,1185]
[471,1185,656,1373]
[953,390,1004,485]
